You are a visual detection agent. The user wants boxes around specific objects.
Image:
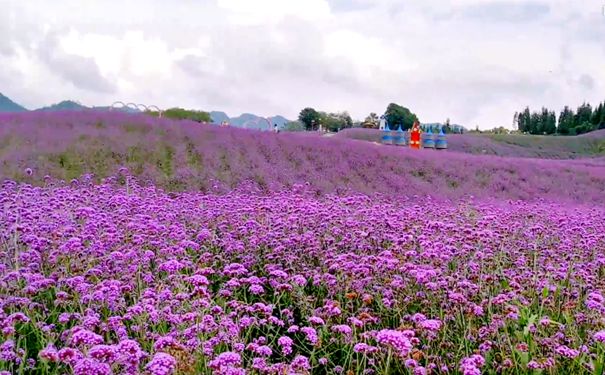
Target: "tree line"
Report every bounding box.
[293,103,463,133]
[515,101,605,135]
[146,108,212,123]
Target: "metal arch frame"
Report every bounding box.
[125,103,139,112]
[242,117,272,131]
[136,104,149,112]
[110,101,127,110]
[110,101,163,117]
[147,105,162,118]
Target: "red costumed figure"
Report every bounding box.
[410,120,421,149]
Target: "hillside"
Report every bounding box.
[1,111,604,204]
[336,128,605,159]
[0,94,290,126]
[36,100,87,111]
[212,111,290,128]
[0,93,27,112]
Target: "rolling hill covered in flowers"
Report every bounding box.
[336,128,605,160]
[1,111,604,204]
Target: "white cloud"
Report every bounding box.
[0,0,604,128]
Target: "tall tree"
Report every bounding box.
[283,121,305,132]
[384,103,418,130]
[545,110,557,135]
[536,107,556,135]
[318,111,353,132]
[529,112,541,134]
[558,106,574,135]
[518,107,531,133]
[574,102,593,128]
[298,108,321,131]
[591,102,603,128]
[362,112,379,128]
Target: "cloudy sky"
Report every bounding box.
[1,0,604,128]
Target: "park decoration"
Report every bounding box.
[380,120,447,150]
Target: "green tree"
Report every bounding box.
[283,121,305,132]
[529,112,541,134]
[319,111,353,132]
[384,103,418,130]
[148,108,212,123]
[591,102,604,129]
[517,107,531,133]
[540,107,556,135]
[574,102,593,129]
[298,108,321,131]
[363,112,379,128]
[558,106,574,135]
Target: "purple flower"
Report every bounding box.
[145,352,177,375]
[595,330,605,343]
[73,358,111,375]
[376,329,413,357]
[354,343,379,354]
[255,345,272,357]
[71,329,104,346]
[420,319,442,332]
[331,324,352,336]
[301,327,319,345]
[249,284,264,295]
[89,345,118,363]
[209,351,242,370]
[57,347,83,365]
[291,355,311,371]
[39,344,59,362]
[459,354,485,375]
[278,336,294,355]
[555,345,580,358]
[527,360,541,370]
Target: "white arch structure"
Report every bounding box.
[110,101,163,117]
[242,117,273,131]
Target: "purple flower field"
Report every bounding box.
[1,111,605,204]
[336,128,605,160]
[1,111,605,374]
[1,176,605,374]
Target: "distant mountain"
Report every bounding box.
[36,100,88,112]
[0,93,27,112]
[271,115,290,128]
[0,95,291,127]
[92,106,140,113]
[230,113,260,127]
[210,111,230,124]
[210,111,291,129]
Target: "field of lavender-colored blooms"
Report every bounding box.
[1,111,605,203]
[2,111,605,375]
[336,128,605,160]
[2,177,605,374]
